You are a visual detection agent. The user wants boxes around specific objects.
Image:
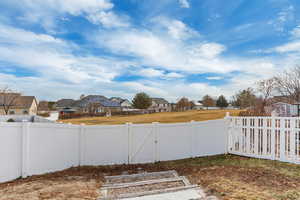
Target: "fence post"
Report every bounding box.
[126,122,132,164]
[225,112,230,154]
[290,118,296,161]
[21,120,29,178]
[280,118,286,161]
[79,123,85,166]
[152,122,159,162]
[271,113,276,160]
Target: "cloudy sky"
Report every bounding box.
[0,0,300,102]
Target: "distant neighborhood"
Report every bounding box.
[2,67,300,120]
[0,86,238,120]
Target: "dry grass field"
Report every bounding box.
[60,109,241,125]
[1,155,300,200]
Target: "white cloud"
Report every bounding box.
[0,23,132,84]
[291,25,300,38]
[137,68,164,78]
[153,17,199,40]
[178,0,190,8]
[10,0,127,31]
[273,41,300,53]
[189,43,226,59]
[206,76,223,80]
[94,26,280,77]
[165,72,184,78]
[268,5,295,32]
[87,11,130,28]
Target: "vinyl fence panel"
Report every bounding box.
[0,123,22,183]
[26,123,79,176]
[83,125,128,165]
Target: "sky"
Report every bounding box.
[0,0,300,102]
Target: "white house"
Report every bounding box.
[193,102,204,110]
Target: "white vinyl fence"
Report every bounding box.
[228,115,300,164]
[0,119,226,183]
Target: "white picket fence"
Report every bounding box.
[0,119,226,183]
[227,115,300,164]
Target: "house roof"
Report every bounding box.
[11,96,36,109]
[110,97,131,104]
[151,98,169,104]
[73,95,120,108]
[38,101,49,111]
[56,99,76,108]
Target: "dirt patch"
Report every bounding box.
[1,155,300,200]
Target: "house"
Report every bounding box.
[57,95,121,115]
[266,102,300,117]
[0,94,38,115]
[149,98,171,112]
[37,101,50,114]
[193,102,204,110]
[110,97,132,111]
[73,95,121,113]
[55,99,76,110]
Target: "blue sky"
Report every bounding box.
[0,0,300,102]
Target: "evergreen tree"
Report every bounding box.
[132,92,152,109]
[216,95,229,109]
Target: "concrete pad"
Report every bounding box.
[123,188,202,200]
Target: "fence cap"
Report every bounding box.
[225,112,230,117]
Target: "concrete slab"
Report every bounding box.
[123,188,202,200]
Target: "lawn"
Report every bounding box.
[60,109,241,125]
[1,155,300,200]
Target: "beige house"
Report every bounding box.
[0,95,38,115]
[149,98,171,112]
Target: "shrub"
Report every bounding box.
[7,118,15,122]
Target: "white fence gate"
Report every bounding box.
[227,115,300,164]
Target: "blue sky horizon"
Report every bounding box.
[0,0,300,102]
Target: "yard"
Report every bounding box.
[1,155,300,200]
[60,109,241,125]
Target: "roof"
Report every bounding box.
[38,101,49,111]
[110,97,131,104]
[194,102,203,106]
[0,96,37,109]
[56,99,76,108]
[151,98,169,104]
[73,95,120,108]
[272,96,298,104]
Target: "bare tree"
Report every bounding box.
[0,87,20,115]
[274,66,300,103]
[202,95,215,109]
[176,97,192,111]
[256,78,276,113]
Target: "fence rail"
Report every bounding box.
[227,115,300,164]
[0,119,226,183]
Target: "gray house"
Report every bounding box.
[56,95,121,114]
[110,97,132,110]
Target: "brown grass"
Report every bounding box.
[60,109,241,125]
[1,155,300,200]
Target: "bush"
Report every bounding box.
[7,118,15,122]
